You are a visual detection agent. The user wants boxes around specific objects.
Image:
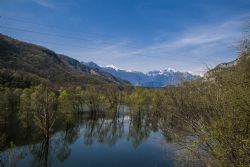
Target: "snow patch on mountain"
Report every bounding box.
[82,61,199,87]
[106,64,120,71]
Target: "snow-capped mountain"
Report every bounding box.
[82,61,199,87]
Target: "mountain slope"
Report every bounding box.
[205,50,250,79]
[59,55,130,85]
[0,34,128,88]
[83,62,198,87]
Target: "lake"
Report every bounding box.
[1,112,177,167]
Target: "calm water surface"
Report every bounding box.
[3,114,176,167]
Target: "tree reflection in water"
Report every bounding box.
[0,104,165,167]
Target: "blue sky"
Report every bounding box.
[0,0,249,74]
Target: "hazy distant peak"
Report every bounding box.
[165,68,177,72]
[146,68,179,76]
[80,61,198,87]
[159,68,178,73]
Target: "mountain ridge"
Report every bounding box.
[0,34,129,88]
[82,61,199,87]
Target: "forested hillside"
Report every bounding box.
[0,34,129,88]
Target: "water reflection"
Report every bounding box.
[0,105,175,167]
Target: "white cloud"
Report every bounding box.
[31,0,54,8]
[63,16,247,75]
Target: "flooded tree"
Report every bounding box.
[58,89,76,126]
[31,84,57,138]
[85,86,105,117]
[72,86,85,113]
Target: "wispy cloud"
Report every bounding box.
[61,16,247,75]
[31,0,54,8]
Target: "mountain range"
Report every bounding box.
[82,62,199,87]
[0,33,198,88]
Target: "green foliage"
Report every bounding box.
[0,87,20,126]
[58,89,77,124]
[31,84,58,137]
[159,51,250,166]
[58,89,74,114]
[85,86,104,113]
[19,88,33,129]
[126,87,153,113]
